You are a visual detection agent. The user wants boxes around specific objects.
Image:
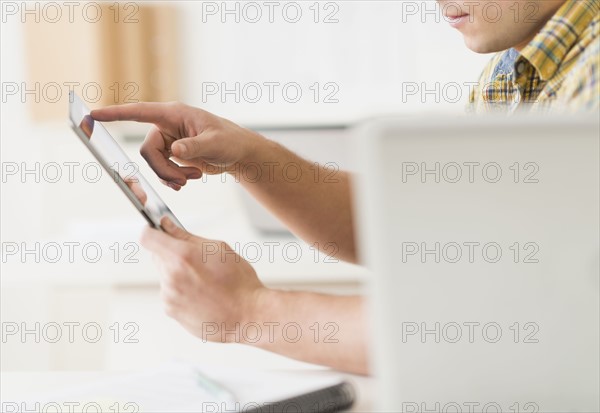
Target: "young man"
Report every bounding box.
[458,0,599,113]
[91,0,599,375]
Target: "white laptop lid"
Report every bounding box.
[354,115,599,412]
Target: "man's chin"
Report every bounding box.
[463,36,506,54]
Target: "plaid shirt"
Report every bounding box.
[469,0,599,114]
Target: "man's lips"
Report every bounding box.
[445,13,469,21]
[445,13,470,28]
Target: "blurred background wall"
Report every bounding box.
[22,3,179,120]
[1,1,490,371]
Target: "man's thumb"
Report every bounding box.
[160,217,191,240]
[172,136,212,160]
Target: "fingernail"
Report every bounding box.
[161,217,175,230]
[167,182,180,190]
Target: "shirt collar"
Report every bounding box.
[518,0,599,81]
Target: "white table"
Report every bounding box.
[1,365,374,411]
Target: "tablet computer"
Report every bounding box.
[68,91,184,231]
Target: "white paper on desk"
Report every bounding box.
[23,361,346,413]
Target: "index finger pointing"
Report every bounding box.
[90,102,169,124]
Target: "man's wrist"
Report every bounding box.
[240,287,281,346]
[229,131,276,181]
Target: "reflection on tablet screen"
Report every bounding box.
[68,92,183,230]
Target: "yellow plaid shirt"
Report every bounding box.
[469,0,600,114]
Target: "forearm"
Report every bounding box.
[235,136,358,263]
[243,288,370,375]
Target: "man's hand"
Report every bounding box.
[92,100,358,263]
[141,217,266,342]
[91,102,265,191]
[142,218,368,374]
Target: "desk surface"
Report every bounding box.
[1,369,374,411]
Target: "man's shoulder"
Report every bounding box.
[565,9,599,67]
[575,27,599,68]
[558,34,600,112]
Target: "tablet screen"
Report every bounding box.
[68,91,184,230]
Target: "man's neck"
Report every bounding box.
[513,0,568,52]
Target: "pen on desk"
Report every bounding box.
[194,368,237,404]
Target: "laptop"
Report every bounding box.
[239,125,352,233]
[353,115,599,412]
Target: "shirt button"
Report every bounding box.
[516,61,526,76]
